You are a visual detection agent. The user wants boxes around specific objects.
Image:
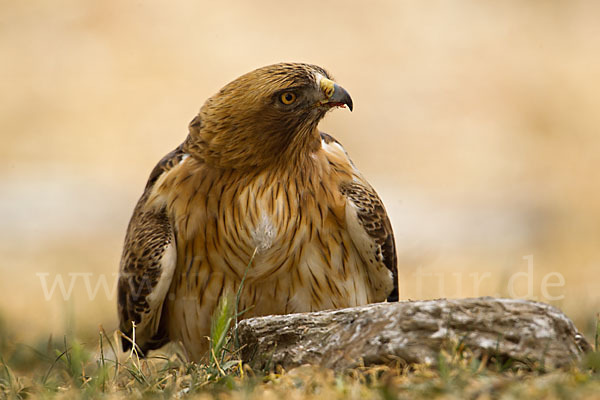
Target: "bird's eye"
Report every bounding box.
[280,92,297,105]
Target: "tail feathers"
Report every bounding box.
[387,286,399,302]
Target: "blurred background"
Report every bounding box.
[1,1,599,347]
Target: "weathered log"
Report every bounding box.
[237,297,591,371]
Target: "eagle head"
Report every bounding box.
[186,63,353,169]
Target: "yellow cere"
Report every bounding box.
[319,77,336,99]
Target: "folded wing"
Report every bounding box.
[117,146,185,352]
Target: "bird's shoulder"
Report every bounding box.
[319,131,351,163]
[145,144,190,190]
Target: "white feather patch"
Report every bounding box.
[252,214,276,253]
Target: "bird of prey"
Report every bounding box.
[118,63,397,360]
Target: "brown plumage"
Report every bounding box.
[118,63,397,360]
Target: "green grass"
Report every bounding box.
[1,314,599,399]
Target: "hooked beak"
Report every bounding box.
[318,76,353,111]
